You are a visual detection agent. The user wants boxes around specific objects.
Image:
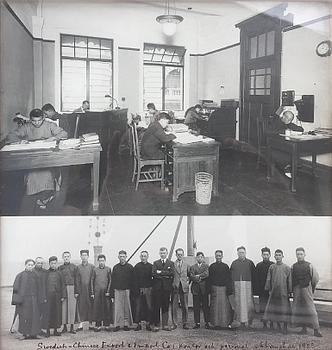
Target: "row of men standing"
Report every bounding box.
[11,245,322,339]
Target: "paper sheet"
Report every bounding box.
[0,140,57,152]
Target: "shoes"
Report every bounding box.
[284,165,292,179]
[162,326,171,331]
[61,326,68,334]
[88,326,95,330]
[76,327,83,332]
[205,323,211,329]
[123,326,130,331]
[183,325,189,330]
[170,324,177,330]
[94,327,101,332]
[152,327,159,332]
[193,324,200,329]
[69,329,76,334]
[113,326,120,332]
[134,325,142,331]
[54,331,61,336]
[314,330,323,338]
[146,325,152,331]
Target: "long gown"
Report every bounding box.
[255,260,274,315]
[263,263,292,323]
[291,261,320,329]
[230,258,255,324]
[11,270,41,336]
[75,263,94,322]
[90,266,112,325]
[7,120,67,195]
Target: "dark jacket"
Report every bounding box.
[141,121,176,159]
[152,259,175,291]
[189,262,209,295]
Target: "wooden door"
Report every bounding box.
[236,4,293,146]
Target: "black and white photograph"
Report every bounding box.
[0,216,331,350]
[0,0,331,215]
[0,0,331,350]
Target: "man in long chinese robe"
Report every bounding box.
[230,246,255,329]
[291,247,322,337]
[90,254,112,331]
[263,249,292,334]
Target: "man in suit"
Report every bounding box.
[189,252,210,329]
[152,247,175,331]
[171,248,190,330]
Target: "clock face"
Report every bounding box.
[316,40,331,57]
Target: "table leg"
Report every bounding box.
[312,153,317,177]
[291,143,298,193]
[172,162,178,202]
[213,156,219,196]
[266,143,273,180]
[92,151,100,211]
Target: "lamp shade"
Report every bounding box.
[162,21,177,36]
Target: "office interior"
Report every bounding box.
[0,0,331,216]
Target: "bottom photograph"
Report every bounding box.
[0,215,331,350]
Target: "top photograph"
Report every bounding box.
[0,0,331,216]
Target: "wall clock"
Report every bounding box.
[316,40,331,57]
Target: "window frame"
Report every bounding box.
[60,33,114,112]
[143,43,185,111]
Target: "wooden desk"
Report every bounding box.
[0,145,102,210]
[167,141,220,202]
[266,134,332,192]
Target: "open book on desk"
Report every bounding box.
[1,140,57,152]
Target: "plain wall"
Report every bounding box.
[0,2,35,140]
[118,48,140,114]
[281,18,332,166]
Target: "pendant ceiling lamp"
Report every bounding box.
[156,0,184,36]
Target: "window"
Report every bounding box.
[143,43,185,111]
[61,34,113,111]
[249,68,272,95]
[249,31,275,59]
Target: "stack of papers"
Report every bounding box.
[1,140,56,152]
[174,133,204,144]
[167,124,189,133]
[59,138,80,150]
[80,133,100,148]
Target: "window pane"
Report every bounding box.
[258,33,266,57]
[143,65,162,111]
[88,38,100,49]
[88,49,100,59]
[75,36,87,48]
[62,46,74,57]
[76,47,87,58]
[266,75,271,88]
[144,53,153,61]
[101,50,112,60]
[250,89,255,95]
[266,31,275,55]
[165,67,183,111]
[250,69,255,76]
[89,61,112,111]
[266,67,271,74]
[62,35,74,46]
[163,55,173,62]
[265,89,271,95]
[256,68,265,75]
[256,89,265,95]
[101,39,111,50]
[62,59,86,112]
[152,54,163,62]
[250,76,255,88]
[250,36,257,59]
[256,75,265,89]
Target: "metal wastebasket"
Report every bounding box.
[195,172,213,205]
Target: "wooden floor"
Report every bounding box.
[1,150,331,216]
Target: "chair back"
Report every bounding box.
[131,122,141,163]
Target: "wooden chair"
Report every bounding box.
[130,122,165,191]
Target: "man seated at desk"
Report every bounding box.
[6,108,68,209]
[184,104,203,132]
[141,112,176,160]
[266,111,304,178]
[73,100,90,114]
